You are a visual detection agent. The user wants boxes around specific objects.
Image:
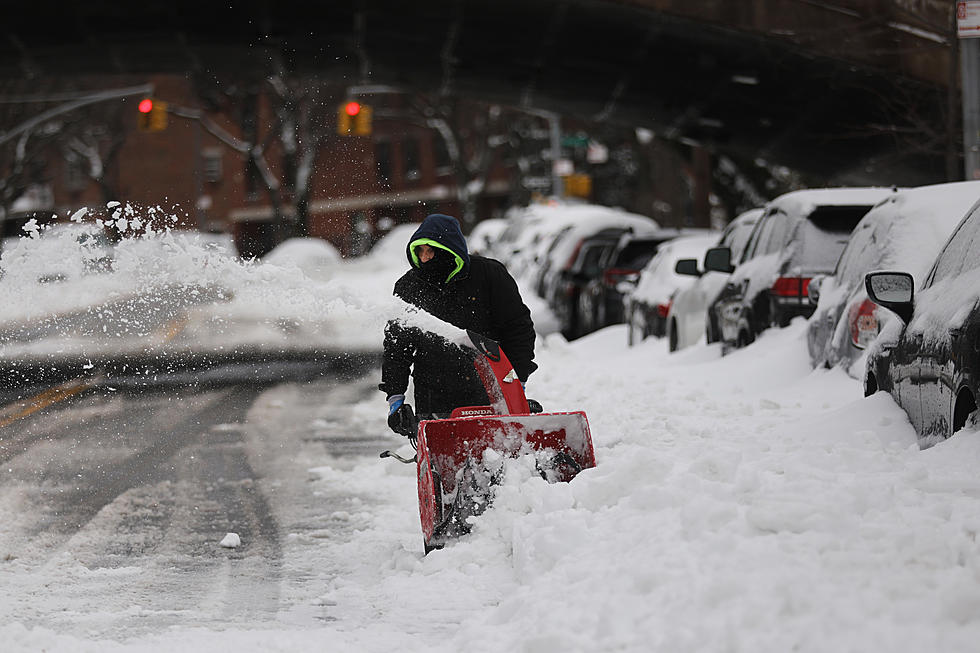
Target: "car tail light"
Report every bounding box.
[657,300,672,319]
[848,298,878,349]
[770,276,812,299]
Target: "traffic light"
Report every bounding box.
[137,97,168,132]
[337,101,372,136]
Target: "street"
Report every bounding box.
[0,366,391,640]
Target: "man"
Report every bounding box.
[380,213,536,435]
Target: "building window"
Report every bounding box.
[64,156,86,192]
[433,134,452,174]
[203,148,223,183]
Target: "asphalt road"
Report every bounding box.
[0,365,393,639]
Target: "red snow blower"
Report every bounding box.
[381,330,596,554]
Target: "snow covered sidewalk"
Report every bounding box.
[290,321,980,653]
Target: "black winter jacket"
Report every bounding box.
[380,214,536,414]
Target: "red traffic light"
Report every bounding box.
[344,101,361,117]
[138,98,154,114]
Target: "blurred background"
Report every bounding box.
[0,0,961,258]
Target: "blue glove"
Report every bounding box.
[388,394,405,415]
[386,395,416,437]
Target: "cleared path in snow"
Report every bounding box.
[0,367,390,640]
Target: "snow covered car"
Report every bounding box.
[807,181,980,375]
[579,228,710,336]
[864,194,980,447]
[0,221,114,284]
[666,208,762,352]
[625,233,719,346]
[466,218,508,256]
[551,230,623,339]
[264,236,342,280]
[705,187,894,351]
[533,205,659,307]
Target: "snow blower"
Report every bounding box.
[381,330,596,554]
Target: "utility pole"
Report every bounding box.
[958,1,980,180]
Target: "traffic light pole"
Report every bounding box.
[963,37,980,180]
[0,84,153,147]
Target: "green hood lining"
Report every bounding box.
[409,238,465,282]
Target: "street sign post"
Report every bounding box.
[959,1,980,179]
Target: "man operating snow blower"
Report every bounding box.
[379,213,537,433]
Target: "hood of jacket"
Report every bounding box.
[406,214,470,282]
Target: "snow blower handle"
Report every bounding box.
[380,404,420,464]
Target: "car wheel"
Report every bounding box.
[864,373,878,397]
[953,389,977,435]
[736,329,753,349]
[668,318,678,352]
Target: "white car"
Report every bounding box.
[665,208,762,352]
[625,233,720,346]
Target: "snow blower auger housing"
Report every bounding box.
[386,330,596,554]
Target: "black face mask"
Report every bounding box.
[418,248,457,282]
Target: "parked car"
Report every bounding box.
[807,181,980,375]
[551,230,624,339]
[467,218,508,256]
[864,194,980,447]
[625,233,720,346]
[666,208,762,352]
[579,228,713,336]
[705,187,895,351]
[532,209,659,339]
[264,236,342,281]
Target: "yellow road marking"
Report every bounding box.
[0,378,95,429]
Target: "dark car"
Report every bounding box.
[705,187,894,351]
[549,230,623,339]
[578,228,706,336]
[864,195,980,447]
[806,181,980,375]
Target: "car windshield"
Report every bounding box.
[795,205,872,271]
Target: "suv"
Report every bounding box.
[705,188,894,351]
[550,230,623,339]
[579,228,702,335]
[864,193,980,447]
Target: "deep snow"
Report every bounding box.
[2,211,980,652]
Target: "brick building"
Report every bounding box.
[32,75,521,258]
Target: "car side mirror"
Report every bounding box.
[865,271,914,323]
[808,275,823,303]
[703,247,734,274]
[674,258,701,277]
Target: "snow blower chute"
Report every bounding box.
[381,330,596,553]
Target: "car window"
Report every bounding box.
[927,203,980,286]
[795,205,870,270]
[721,219,756,260]
[761,211,790,255]
[741,211,775,262]
[832,220,877,286]
[575,241,612,276]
